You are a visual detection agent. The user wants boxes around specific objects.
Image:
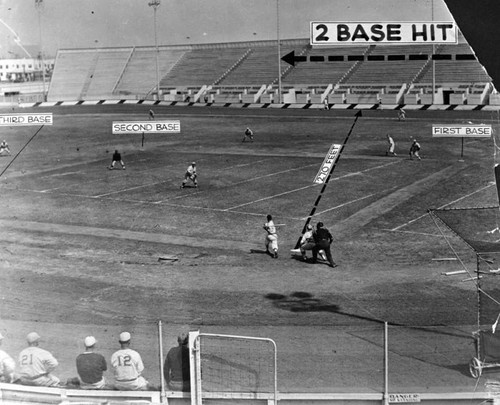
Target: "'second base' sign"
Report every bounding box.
[112,120,181,134]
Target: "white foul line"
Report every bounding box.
[391,182,496,231]
[301,193,376,220]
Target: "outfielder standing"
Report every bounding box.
[263,214,278,258]
[181,162,198,188]
[110,332,149,391]
[18,332,61,387]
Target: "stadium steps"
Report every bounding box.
[79,52,99,100]
[213,48,253,86]
[337,45,374,85]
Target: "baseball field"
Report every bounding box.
[0,103,499,394]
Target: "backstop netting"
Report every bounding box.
[189,332,277,405]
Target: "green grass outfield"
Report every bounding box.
[1,104,500,394]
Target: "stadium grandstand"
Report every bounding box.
[44,31,495,106]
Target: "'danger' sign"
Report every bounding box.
[112,120,181,134]
[0,113,53,126]
[311,22,457,45]
[313,144,342,184]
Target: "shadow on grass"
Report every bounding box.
[265,291,477,375]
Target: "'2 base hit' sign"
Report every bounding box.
[311,22,457,45]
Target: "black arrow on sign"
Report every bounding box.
[282,50,475,67]
[281,51,307,67]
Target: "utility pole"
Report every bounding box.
[148,0,161,100]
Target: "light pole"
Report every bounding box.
[148,0,161,100]
[35,0,46,101]
[276,0,282,104]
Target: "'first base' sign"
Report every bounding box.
[112,120,181,134]
[432,124,492,137]
[0,113,53,126]
[313,143,342,184]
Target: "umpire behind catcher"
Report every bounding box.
[312,222,338,268]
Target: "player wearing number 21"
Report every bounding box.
[18,332,61,387]
[110,332,149,390]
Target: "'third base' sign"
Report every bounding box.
[0,113,53,126]
[432,124,492,137]
[112,120,181,134]
[313,144,342,184]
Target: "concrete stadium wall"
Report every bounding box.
[19,98,500,112]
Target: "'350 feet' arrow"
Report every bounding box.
[281,50,476,66]
[294,110,362,249]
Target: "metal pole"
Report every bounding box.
[149,0,161,100]
[276,0,282,104]
[158,321,167,403]
[384,321,389,405]
[35,0,46,101]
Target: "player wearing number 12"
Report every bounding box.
[110,332,149,391]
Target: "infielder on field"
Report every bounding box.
[0,140,11,156]
[242,127,254,142]
[109,150,126,170]
[409,139,421,160]
[181,162,198,188]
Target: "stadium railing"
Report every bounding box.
[0,383,495,405]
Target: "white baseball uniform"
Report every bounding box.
[0,349,15,383]
[111,348,148,390]
[18,346,60,386]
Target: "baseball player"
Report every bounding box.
[409,139,422,160]
[0,333,15,383]
[386,134,397,156]
[109,150,126,170]
[148,109,155,120]
[0,140,11,156]
[110,332,149,391]
[263,214,278,258]
[242,127,254,142]
[398,108,406,121]
[180,162,198,188]
[18,332,61,387]
[76,336,108,390]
